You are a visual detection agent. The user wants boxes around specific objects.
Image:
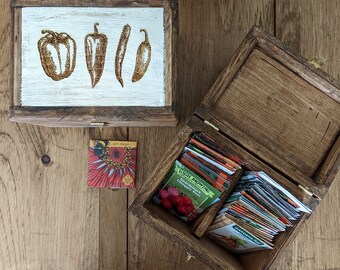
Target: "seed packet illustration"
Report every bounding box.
[88,140,137,188]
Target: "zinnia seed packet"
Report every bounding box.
[88,140,137,188]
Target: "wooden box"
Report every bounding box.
[10,0,178,127]
[129,26,340,270]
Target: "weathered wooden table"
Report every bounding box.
[0,1,339,269]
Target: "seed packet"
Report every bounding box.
[210,170,311,252]
[179,152,231,192]
[153,160,221,222]
[88,140,137,188]
[192,132,244,167]
[208,218,272,253]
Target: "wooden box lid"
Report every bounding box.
[196,27,340,196]
[10,0,178,127]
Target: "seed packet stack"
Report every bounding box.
[153,132,242,223]
[208,171,311,253]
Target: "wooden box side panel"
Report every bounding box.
[9,106,177,127]
[129,202,245,270]
[313,135,340,187]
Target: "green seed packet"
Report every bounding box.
[154,160,221,222]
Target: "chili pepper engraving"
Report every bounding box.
[115,24,131,87]
[37,30,77,81]
[132,29,151,83]
[85,23,108,88]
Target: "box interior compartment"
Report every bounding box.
[132,114,318,270]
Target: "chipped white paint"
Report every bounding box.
[21,7,165,107]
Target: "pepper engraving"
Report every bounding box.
[37,30,77,81]
[132,29,151,83]
[115,24,131,87]
[85,23,108,88]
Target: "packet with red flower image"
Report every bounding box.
[88,140,137,188]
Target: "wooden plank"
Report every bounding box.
[3,3,104,270]
[10,106,177,127]
[89,128,128,270]
[0,124,99,266]
[128,0,274,269]
[99,188,127,270]
[12,0,176,8]
[272,1,340,269]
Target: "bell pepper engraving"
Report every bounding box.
[132,29,151,83]
[115,24,131,87]
[37,30,77,81]
[85,23,108,88]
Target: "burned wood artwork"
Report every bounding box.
[20,7,167,108]
[37,30,77,81]
[115,24,131,88]
[132,29,152,83]
[85,23,108,88]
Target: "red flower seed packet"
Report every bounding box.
[88,140,137,188]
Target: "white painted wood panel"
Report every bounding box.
[21,7,165,107]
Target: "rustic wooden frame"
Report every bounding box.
[10,0,178,127]
[129,26,340,270]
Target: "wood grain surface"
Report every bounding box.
[272,1,340,269]
[0,1,339,270]
[89,128,128,270]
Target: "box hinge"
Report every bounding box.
[90,122,107,127]
[90,122,108,133]
[186,252,195,262]
[298,185,321,200]
[204,120,219,131]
